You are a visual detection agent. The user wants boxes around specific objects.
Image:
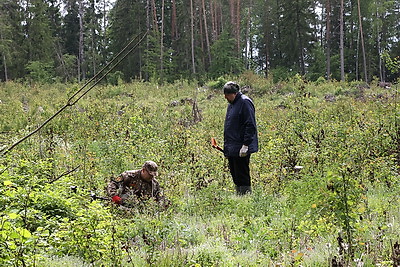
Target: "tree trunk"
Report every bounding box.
[264,0,270,79]
[202,0,211,65]
[199,1,204,57]
[377,8,383,82]
[326,0,331,80]
[212,1,222,40]
[356,25,360,80]
[151,0,158,32]
[357,0,368,82]
[190,0,196,74]
[230,0,235,32]
[91,0,96,77]
[276,0,282,61]
[2,53,7,81]
[348,0,356,79]
[245,1,252,69]
[171,0,177,40]
[160,0,164,83]
[210,0,216,41]
[236,0,240,55]
[0,31,8,81]
[145,0,150,81]
[339,0,345,81]
[296,1,305,75]
[78,0,85,81]
[218,3,223,36]
[103,0,107,63]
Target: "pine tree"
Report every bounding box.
[109,0,147,80]
[209,30,243,78]
[62,0,80,57]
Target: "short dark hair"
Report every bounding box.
[223,81,239,94]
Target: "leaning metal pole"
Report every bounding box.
[1,31,148,156]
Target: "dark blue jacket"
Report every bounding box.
[224,92,258,157]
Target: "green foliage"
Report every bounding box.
[143,32,179,84]
[306,46,327,81]
[106,71,124,86]
[209,31,244,79]
[269,66,297,83]
[55,54,78,83]
[206,76,228,90]
[315,76,326,85]
[26,61,55,84]
[0,78,399,266]
[49,202,115,264]
[381,51,400,74]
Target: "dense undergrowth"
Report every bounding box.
[0,75,399,266]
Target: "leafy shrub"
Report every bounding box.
[26,60,55,84]
[206,76,228,90]
[315,76,326,85]
[269,66,297,83]
[107,71,124,86]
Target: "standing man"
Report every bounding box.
[106,160,170,208]
[223,81,258,195]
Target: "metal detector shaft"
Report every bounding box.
[90,193,110,201]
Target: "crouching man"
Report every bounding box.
[106,160,170,209]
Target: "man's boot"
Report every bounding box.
[236,186,252,195]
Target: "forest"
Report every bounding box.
[0,0,399,84]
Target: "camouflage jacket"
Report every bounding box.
[107,169,166,204]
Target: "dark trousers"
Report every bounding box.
[227,155,251,186]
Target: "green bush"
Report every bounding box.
[26,60,55,84]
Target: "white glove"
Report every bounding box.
[239,145,248,157]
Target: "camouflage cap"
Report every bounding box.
[143,160,158,177]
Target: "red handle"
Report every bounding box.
[211,138,224,153]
